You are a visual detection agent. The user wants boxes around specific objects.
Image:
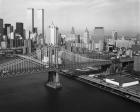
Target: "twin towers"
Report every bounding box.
[27,8,44,40]
[27,8,59,45]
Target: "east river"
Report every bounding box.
[0,72,140,112]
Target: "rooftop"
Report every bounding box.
[106,75,139,84]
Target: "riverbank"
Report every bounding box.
[61,68,140,104]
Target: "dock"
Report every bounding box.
[77,75,140,103]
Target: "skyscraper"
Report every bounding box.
[10,26,14,48]
[94,27,104,51]
[36,9,44,41]
[112,30,118,40]
[69,27,76,41]
[3,24,11,42]
[33,27,38,34]
[49,22,59,45]
[7,26,11,39]
[71,27,75,34]
[94,27,104,43]
[0,19,3,42]
[16,22,24,38]
[83,27,90,44]
[4,24,11,36]
[76,35,80,43]
[9,25,14,40]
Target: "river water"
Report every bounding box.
[0,72,139,112]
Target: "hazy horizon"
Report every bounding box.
[0,0,139,36]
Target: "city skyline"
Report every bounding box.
[0,0,139,36]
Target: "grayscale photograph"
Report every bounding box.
[0,0,140,112]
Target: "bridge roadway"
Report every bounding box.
[0,53,36,69]
[0,55,47,79]
[17,50,112,71]
[17,54,48,66]
[60,49,111,62]
[0,47,24,53]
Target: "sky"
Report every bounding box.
[0,0,139,36]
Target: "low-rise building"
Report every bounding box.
[116,36,135,49]
[105,75,139,87]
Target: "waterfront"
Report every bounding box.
[0,72,140,112]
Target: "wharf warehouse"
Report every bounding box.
[104,75,139,88]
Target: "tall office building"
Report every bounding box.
[16,22,24,38]
[3,24,11,42]
[49,22,59,45]
[94,27,104,43]
[10,26,14,48]
[69,27,76,41]
[7,26,11,48]
[112,30,118,40]
[7,26,11,39]
[33,27,38,33]
[4,24,11,35]
[3,24,11,48]
[36,9,44,39]
[83,27,90,44]
[76,35,80,43]
[71,27,75,34]
[0,19,3,42]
